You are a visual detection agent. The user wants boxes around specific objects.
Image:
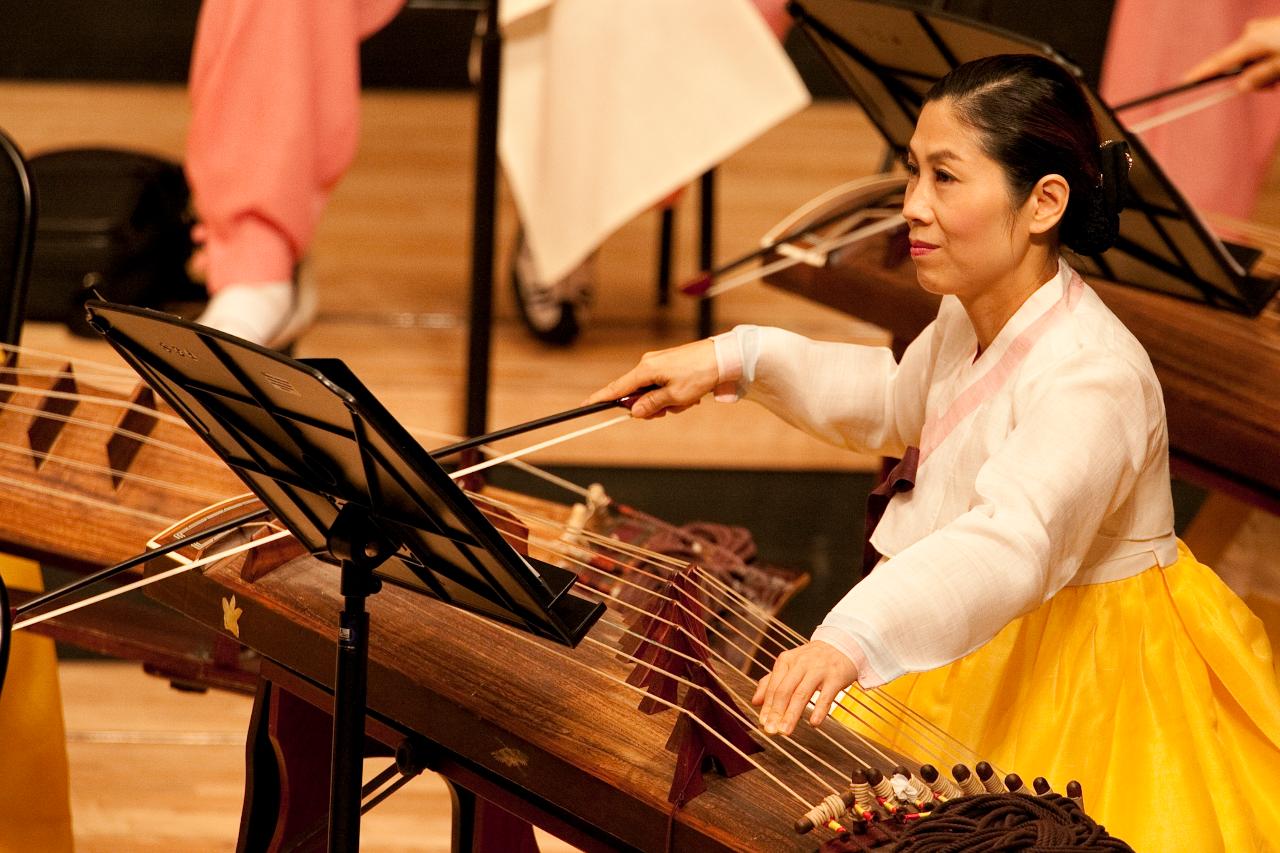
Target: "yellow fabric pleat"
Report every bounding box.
[837,542,1280,853]
[0,554,74,852]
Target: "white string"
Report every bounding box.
[1128,87,1241,134]
[0,398,224,465]
[578,499,990,768]
[705,215,906,298]
[1,364,142,386]
[0,440,231,502]
[0,381,189,426]
[470,523,898,803]
[408,425,590,498]
[12,530,290,631]
[692,565,980,769]
[677,563,973,767]
[471,493,932,768]
[537,532,939,769]
[479,610,818,808]
[449,415,631,479]
[501,459,592,498]
[0,342,135,377]
[473,489,981,769]
[0,472,177,525]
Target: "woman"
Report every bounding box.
[587,55,1280,850]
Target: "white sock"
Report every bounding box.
[196,281,293,346]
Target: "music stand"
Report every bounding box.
[787,0,1280,316]
[83,300,607,853]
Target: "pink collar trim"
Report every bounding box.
[919,266,1085,463]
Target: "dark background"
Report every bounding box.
[0,0,1115,93]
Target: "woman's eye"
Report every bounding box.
[935,170,954,183]
[904,161,919,176]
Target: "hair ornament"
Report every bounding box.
[1098,140,1132,218]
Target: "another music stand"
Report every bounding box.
[83,300,607,853]
[788,0,1280,316]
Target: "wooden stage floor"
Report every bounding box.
[5,81,893,474]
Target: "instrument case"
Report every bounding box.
[26,147,198,334]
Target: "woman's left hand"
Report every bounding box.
[752,641,859,736]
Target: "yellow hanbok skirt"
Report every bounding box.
[0,555,73,852]
[838,542,1280,852]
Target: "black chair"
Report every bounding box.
[0,126,33,697]
[0,127,36,348]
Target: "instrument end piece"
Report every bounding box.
[679,272,713,297]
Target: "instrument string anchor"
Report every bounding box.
[793,789,856,834]
[919,764,963,801]
[850,778,878,821]
[893,765,936,808]
[1003,772,1031,795]
[1066,780,1085,811]
[951,764,986,797]
[862,767,905,816]
[975,761,1008,794]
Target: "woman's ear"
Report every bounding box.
[1026,173,1070,235]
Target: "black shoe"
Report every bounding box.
[510,229,593,346]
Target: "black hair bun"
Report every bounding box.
[1063,140,1130,256]
[1061,184,1119,256]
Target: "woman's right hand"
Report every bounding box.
[585,339,720,419]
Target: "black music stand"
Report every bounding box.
[787,0,1280,315]
[83,300,607,853]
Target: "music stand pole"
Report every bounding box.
[326,503,396,853]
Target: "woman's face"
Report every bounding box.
[903,99,1038,299]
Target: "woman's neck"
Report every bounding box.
[962,252,1060,354]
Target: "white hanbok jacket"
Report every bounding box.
[714,259,1178,686]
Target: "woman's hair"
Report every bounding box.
[923,54,1122,255]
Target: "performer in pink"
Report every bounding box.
[1101,1,1280,220]
[1185,14,1280,91]
[185,0,405,347]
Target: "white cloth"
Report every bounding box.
[498,0,811,282]
[714,259,1178,685]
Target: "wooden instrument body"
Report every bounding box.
[144,540,898,852]
[0,358,256,688]
[765,203,1280,512]
[0,362,246,571]
[3,351,884,851]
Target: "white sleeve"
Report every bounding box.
[726,323,939,458]
[817,351,1157,685]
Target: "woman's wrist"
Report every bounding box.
[711,330,743,401]
[811,624,883,688]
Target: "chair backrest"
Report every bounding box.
[0,127,35,347]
